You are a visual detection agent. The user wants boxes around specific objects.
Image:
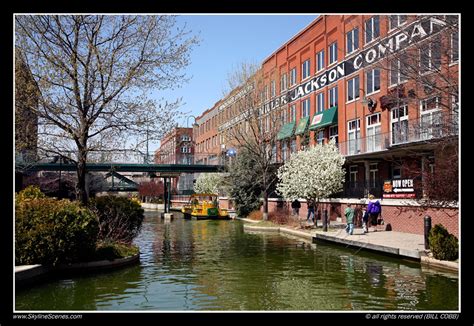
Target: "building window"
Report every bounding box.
[420,36,441,73]
[281,107,288,124]
[302,59,311,80]
[282,141,288,161]
[290,67,297,86]
[329,86,338,108]
[301,98,310,118]
[451,31,459,63]
[329,42,338,65]
[390,53,409,86]
[281,73,288,92]
[369,163,379,188]
[290,104,296,122]
[420,96,442,139]
[271,144,277,163]
[389,15,407,31]
[329,125,338,144]
[271,80,276,98]
[452,94,459,133]
[346,28,359,55]
[316,50,325,72]
[366,112,382,152]
[316,130,325,145]
[365,15,380,44]
[290,138,296,154]
[347,119,361,155]
[366,68,380,95]
[349,165,358,183]
[347,76,360,102]
[392,165,401,179]
[316,92,325,113]
[391,105,409,144]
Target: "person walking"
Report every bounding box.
[362,206,369,233]
[291,199,301,217]
[367,194,381,231]
[345,203,354,235]
[307,198,316,223]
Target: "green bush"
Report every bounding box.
[16,191,98,265]
[16,185,46,201]
[89,196,144,244]
[428,224,458,261]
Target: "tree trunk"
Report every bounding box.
[76,147,89,205]
[262,189,268,221]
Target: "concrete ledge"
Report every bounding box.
[420,255,459,272]
[236,217,260,224]
[243,224,280,232]
[57,253,140,272]
[280,227,314,241]
[141,203,164,210]
[15,253,140,288]
[15,264,53,284]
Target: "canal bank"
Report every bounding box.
[239,218,458,272]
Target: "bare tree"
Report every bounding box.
[15,15,199,204]
[223,62,282,220]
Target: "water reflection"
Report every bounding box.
[15,211,458,311]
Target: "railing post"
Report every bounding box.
[323,210,328,232]
[424,215,432,250]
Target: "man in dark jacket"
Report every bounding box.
[291,199,301,217]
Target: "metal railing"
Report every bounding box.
[337,112,458,157]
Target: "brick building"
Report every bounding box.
[155,127,194,192]
[193,15,459,235]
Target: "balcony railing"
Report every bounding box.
[337,112,458,157]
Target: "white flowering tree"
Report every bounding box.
[193,173,223,195]
[277,140,345,209]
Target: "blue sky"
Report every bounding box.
[151,14,318,150]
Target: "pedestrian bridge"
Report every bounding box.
[19,162,224,173]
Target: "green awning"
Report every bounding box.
[309,106,338,130]
[277,122,296,140]
[294,116,310,135]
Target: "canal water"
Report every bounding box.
[15,211,459,311]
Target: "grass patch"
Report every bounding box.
[91,241,139,261]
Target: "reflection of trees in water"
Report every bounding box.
[15,265,143,310]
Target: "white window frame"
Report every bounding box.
[301,98,310,118]
[346,76,360,103]
[329,125,338,144]
[290,67,297,87]
[365,15,380,45]
[281,73,288,92]
[451,31,459,63]
[290,104,296,122]
[388,15,407,32]
[271,80,276,98]
[316,129,325,145]
[302,59,311,80]
[329,86,338,108]
[420,95,443,139]
[366,112,382,152]
[347,119,361,155]
[316,92,325,113]
[390,105,409,145]
[329,42,338,65]
[316,50,325,72]
[390,54,409,87]
[346,28,359,55]
[366,68,380,95]
[420,36,441,74]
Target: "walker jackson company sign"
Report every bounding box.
[264,16,450,112]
